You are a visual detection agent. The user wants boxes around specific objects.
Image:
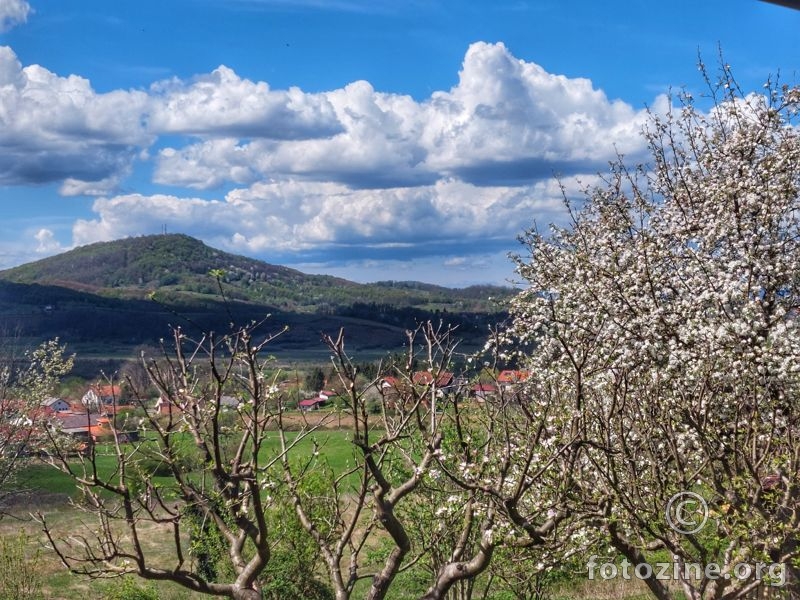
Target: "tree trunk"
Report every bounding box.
[419,538,494,600]
[231,587,262,600]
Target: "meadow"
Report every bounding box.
[0,422,657,600]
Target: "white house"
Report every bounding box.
[41,397,70,412]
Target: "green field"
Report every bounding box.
[0,426,657,600]
[13,428,357,501]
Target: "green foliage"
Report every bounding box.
[260,472,335,600]
[56,375,90,399]
[183,503,235,584]
[0,234,512,312]
[305,366,326,392]
[0,241,512,397]
[134,436,203,480]
[260,552,335,600]
[488,545,585,600]
[102,577,160,600]
[136,458,174,478]
[0,234,511,357]
[0,531,43,600]
[365,397,382,415]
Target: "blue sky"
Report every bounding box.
[0,0,797,286]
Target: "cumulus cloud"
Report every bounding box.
[72,177,574,266]
[73,194,231,248]
[153,79,435,189]
[1,40,648,195]
[151,42,651,190]
[34,228,64,254]
[154,140,259,189]
[59,172,130,197]
[0,46,151,189]
[421,41,647,181]
[2,39,661,281]
[148,66,342,139]
[0,0,30,33]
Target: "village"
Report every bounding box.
[29,369,532,448]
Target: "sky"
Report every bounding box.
[0,0,797,287]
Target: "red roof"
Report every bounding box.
[95,385,122,398]
[53,412,103,431]
[472,383,498,393]
[298,397,327,408]
[497,370,529,384]
[412,371,454,387]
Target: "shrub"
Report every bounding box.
[0,531,43,600]
[102,577,160,600]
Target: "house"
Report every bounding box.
[82,384,123,410]
[412,371,455,389]
[378,377,409,410]
[51,412,103,440]
[380,377,401,390]
[497,370,529,387]
[220,395,240,409]
[155,394,240,416]
[378,372,462,409]
[51,411,139,443]
[379,377,415,396]
[471,383,498,401]
[298,397,328,411]
[41,397,70,413]
[155,396,181,416]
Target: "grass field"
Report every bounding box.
[0,421,659,600]
[0,426,359,600]
[11,427,358,501]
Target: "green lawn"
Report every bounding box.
[0,425,662,600]
[10,428,359,503]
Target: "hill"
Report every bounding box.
[0,234,514,370]
[0,234,509,311]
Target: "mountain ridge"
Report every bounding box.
[0,234,511,309]
[0,234,514,367]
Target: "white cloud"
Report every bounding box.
[0,40,650,196]
[148,66,342,139]
[153,79,433,189]
[420,42,649,180]
[0,46,151,188]
[59,173,128,197]
[0,40,664,282]
[73,194,232,248]
[71,177,573,265]
[0,0,30,33]
[154,140,259,189]
[34,228,64,254]
[151,42,651,190]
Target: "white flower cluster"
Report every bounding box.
[502,81,800,581]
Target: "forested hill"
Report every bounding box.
[0,234,514,361]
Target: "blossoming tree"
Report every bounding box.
[505,65,800,599]
[0,338,72,506]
